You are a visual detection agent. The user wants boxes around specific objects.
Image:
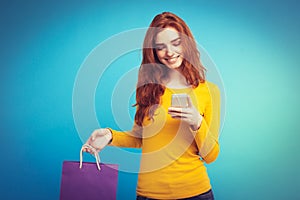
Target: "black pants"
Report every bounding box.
[136,189,214,200]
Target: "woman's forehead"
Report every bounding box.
[155,27,180,43]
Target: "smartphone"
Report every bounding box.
[171,94,189,108]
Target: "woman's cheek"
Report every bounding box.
[156,52,165,63]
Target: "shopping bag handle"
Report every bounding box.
[79,144,101,171]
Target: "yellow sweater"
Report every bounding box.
[109,81,221,199]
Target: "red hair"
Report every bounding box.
[135,12,206,126]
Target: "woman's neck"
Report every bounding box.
[164,69,190,89]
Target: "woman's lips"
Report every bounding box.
[165,55,180,64]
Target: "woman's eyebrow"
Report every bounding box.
[171,37,181,42]
[155,37,181,45]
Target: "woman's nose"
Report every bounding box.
[166,45,174,56]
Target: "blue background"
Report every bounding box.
[1,0,299,199]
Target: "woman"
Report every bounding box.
[83,12,221,200]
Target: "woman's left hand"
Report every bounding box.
[168,96,203,131]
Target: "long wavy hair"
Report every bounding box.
[134,12,206,126]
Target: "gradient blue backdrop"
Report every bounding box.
[1,0,299,199]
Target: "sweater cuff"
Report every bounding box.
[106,128,114,145]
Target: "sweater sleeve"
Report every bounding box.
[108,123,143,148]
[194,84,221,163]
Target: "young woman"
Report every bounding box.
[83,12,221,200]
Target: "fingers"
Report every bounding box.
[83,143,101,154]
[81,128,112,157]
[83,128,112,153]
[168,107,191,114]
[169,112,192,119]
[168,96,202,128]
[168,106,199,126]
[170,114,194,126]
[82,146,94,154]
[168,107,193,120]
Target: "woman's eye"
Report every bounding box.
[173,40,181,46]
[155,45,165,50]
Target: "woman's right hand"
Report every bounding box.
[82,128,112,154]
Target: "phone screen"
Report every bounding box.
[171,94,189,107]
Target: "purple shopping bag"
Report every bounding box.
[60,145,118,200]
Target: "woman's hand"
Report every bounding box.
[168,96,203,131]
[82,128,112,154]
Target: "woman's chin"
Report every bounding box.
[165,62,182,69]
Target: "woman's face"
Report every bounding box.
[154,27,183,69]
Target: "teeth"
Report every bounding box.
[167,56,178,63]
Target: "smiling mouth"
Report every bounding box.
[165,55,180,63]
